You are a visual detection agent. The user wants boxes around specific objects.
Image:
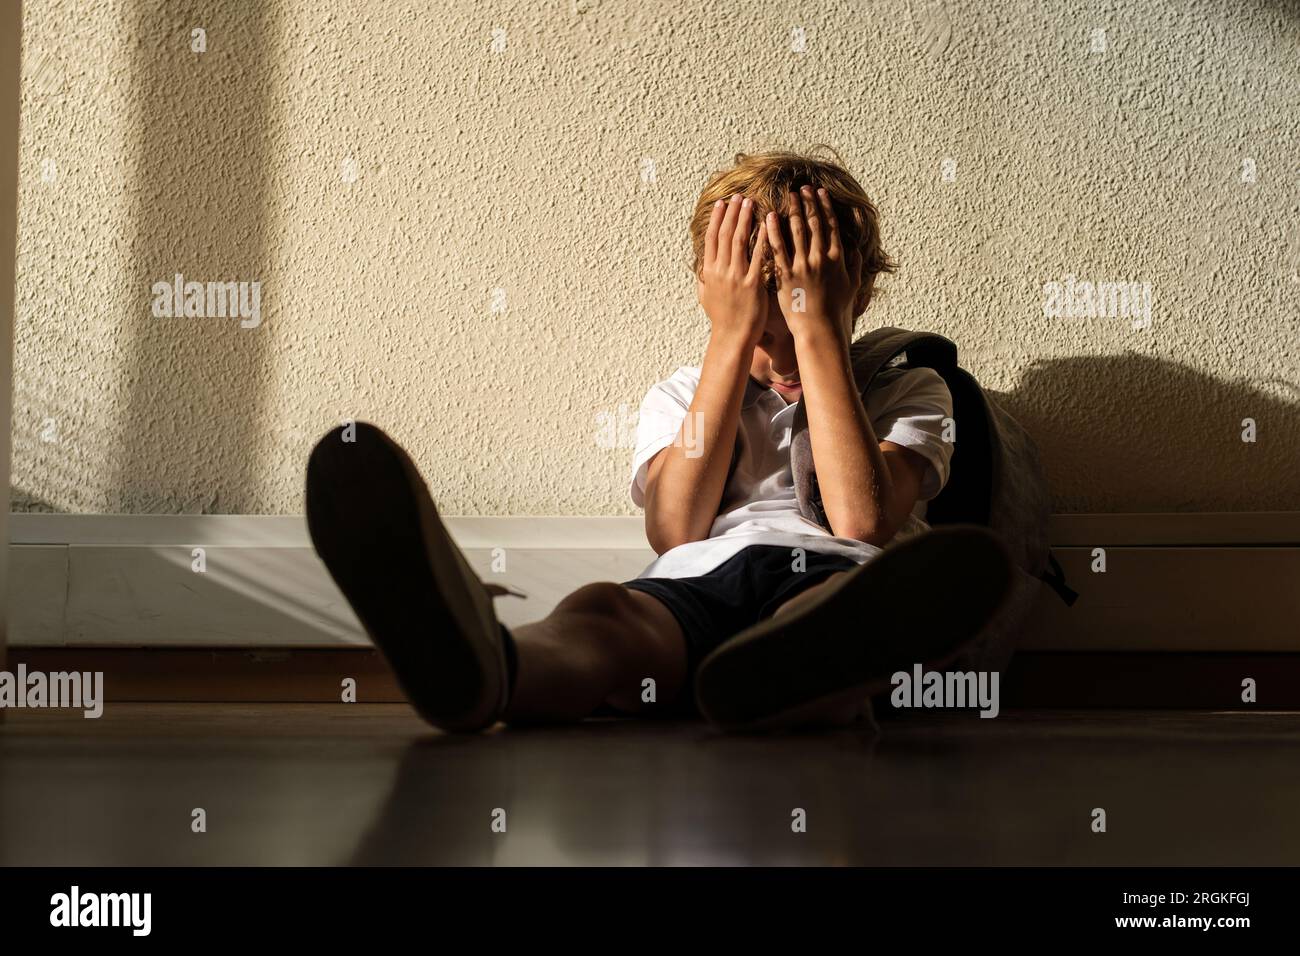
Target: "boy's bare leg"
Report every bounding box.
[503,584,688,724]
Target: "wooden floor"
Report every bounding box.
[2,704,1298,866]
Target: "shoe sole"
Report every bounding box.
[694,525,1014,732]
[305,422,506,732]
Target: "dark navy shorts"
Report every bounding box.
[621,544,861,707]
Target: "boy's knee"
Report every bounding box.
[556,583,656,662]
[557,581,637,620]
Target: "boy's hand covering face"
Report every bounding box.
[697,194,770,346]
[765,186,863,340]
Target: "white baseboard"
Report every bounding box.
[7,515,654,648]
[7,513,1300,652]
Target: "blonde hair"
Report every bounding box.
[688,146,896,318]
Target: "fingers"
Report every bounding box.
[717,194,743,270]
[785,190,807,264]
[814,186,842,260]
[800,185,822,259]
[765,187,846,278]
[765,210,791,281]
[703,198,725,268]
[746,211,768,284]
[731,196,755,272]
[711,194,752,272]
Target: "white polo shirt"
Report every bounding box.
[629,363,955,580]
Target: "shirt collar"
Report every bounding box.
[743,377,803,422]
[742,376,768,409]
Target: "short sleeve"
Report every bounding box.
[869,366,955,501]
[628,367,700,507]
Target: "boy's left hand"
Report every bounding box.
[765,185,863,339]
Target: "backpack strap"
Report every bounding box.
[791,327,959,529]
[1039,551,1079,606]
[847,326,959,386]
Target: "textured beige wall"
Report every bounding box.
[2,1,21,670]
[11,0,1300,516]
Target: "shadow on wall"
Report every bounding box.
[107,3,280,513]
[991,352,1300,513]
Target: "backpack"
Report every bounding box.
[787,326,1077,673]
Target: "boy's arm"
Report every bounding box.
[643,194,769,555]
[643,331,750,554]
[791,327,928,544]
[765,186,928,545]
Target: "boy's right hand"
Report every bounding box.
[697,194,769,345]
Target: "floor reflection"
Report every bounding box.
[3,706,1299,866]
[347,719,883,866]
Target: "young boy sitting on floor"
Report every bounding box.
[306,149,1012,734]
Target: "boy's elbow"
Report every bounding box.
[643,485,710,554]
[861,529,897,548]
[837,518,898,548]
[644,515,707,556]
[647,534,674,557]
[646,525,696,556]
[844,529,886,548]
